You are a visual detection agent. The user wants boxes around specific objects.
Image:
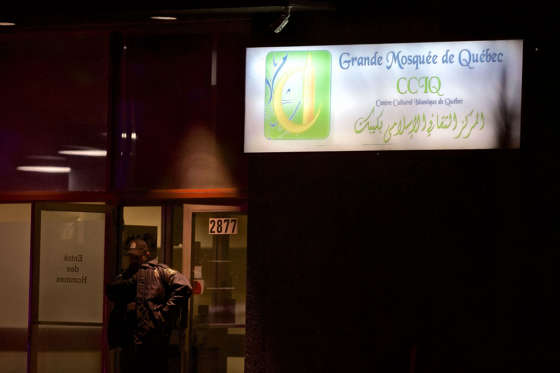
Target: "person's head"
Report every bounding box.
[127,238,150,269]
[142,233,157,258]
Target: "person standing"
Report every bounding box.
[107,238,192,373]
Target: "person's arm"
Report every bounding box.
[158,267,192,325]
[106,269,137,303]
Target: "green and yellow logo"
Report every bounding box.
[264,50,331,139]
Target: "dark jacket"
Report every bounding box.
[106,259,192,348]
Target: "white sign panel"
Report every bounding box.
[38,211,105,323]
[244,40,523,152]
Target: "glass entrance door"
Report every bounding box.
[30,203,107,373]
[187,211,247,373]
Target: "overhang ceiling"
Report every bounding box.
[0,1,338,29]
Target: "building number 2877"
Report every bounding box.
[208,218,239,235]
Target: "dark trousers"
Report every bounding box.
[120,338,170,373]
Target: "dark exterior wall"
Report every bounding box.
[248,150,523,373]
[245,7,556,373]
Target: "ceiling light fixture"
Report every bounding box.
[0,22,16,26]
[273,5,293,33]
[17,166,71,173]
[150,16,177,21]
[58,149,107,157]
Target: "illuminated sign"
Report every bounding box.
[244,40,523,152]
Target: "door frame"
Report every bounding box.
[181,204,242,373]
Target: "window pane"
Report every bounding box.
[0,31,109,191]
[114,33,246,190]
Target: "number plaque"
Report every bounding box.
[209,218,238,235]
